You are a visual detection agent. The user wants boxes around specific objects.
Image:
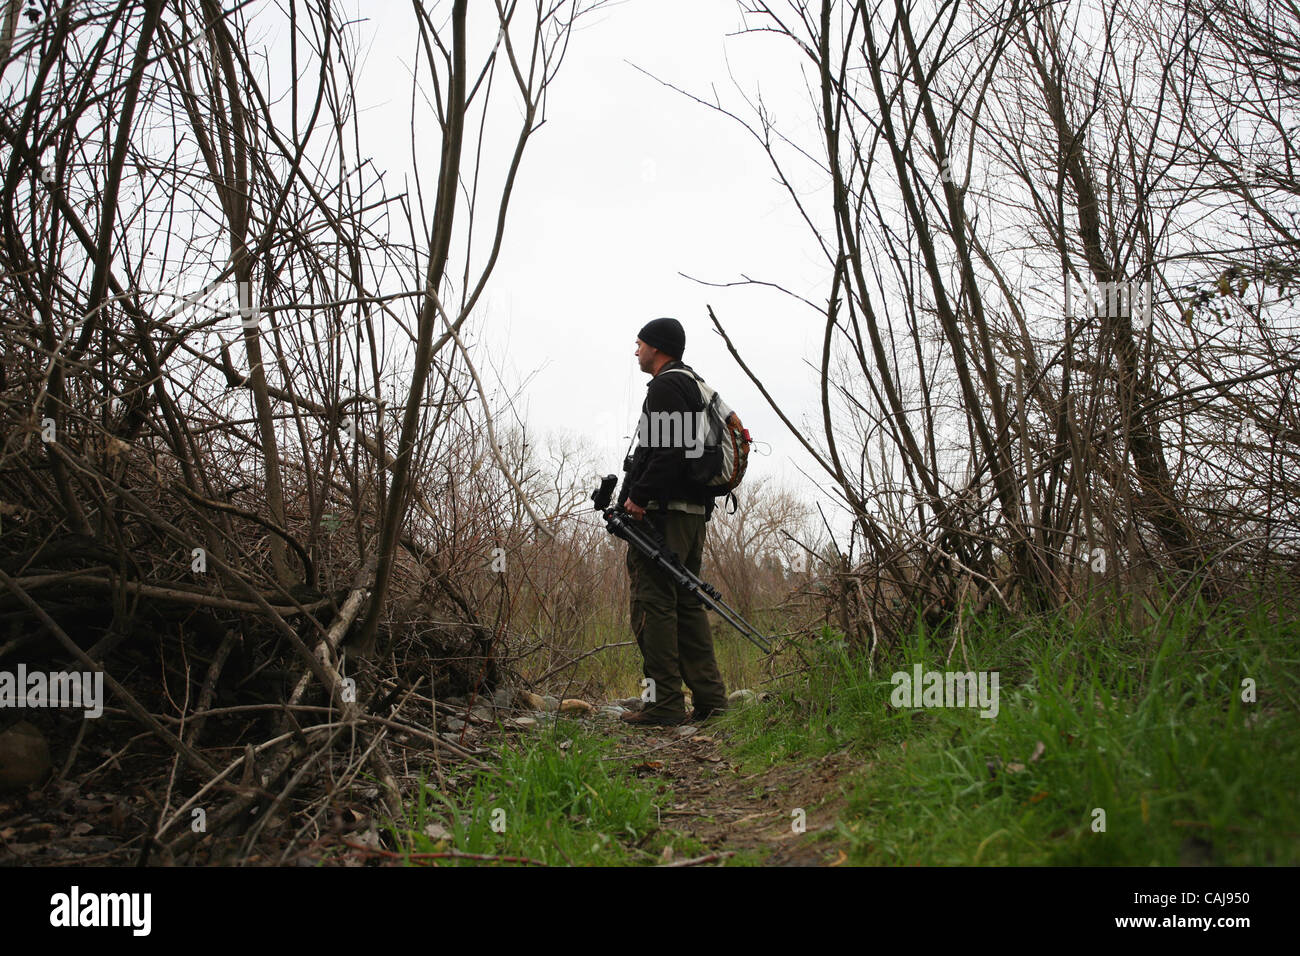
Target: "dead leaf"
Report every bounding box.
[829,850,848,867]
[339,807,364,828]
[423,822,451,841]
[1029,740,1046,763]
[1006,762,1025,773]
[1029,790,1049,804]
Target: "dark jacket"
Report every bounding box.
[619,360,715,517]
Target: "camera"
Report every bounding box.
[591,474,618,512]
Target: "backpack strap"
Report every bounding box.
[657,366,703,391]
[658,367,699,380]
[659,366,708,412]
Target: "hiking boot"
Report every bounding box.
[619,709,687,728]
[690,705,727,724]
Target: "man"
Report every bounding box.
[617,317,728,727]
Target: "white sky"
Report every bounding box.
[351,0,843,529]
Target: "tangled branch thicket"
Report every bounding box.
[701,0,1300,659]
[0,0,625,863]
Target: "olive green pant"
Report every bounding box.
[626,509,727,720]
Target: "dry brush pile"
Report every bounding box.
[695,0,1300,659]
[0,0,628,863]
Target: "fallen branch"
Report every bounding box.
[343,841,549,866]
[658,851,735,867]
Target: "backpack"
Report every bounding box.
[660,366,752,498]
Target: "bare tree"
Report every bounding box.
[0,0,602,861]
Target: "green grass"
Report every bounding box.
[520,605,775,705]
[385,719,708,865]
[722,592,1300,865]
[388,589,1300,866]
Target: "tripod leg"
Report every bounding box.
[611,510,770,653]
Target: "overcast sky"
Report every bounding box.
[350,0,843,529]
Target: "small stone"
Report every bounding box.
[541,695,561,712]
[728,689,757,706]
[675,725,698,738]
[470,705,494,722]
[617,698,644,712]
[509,717,538,731]
[516,689,546,710]
[423,823,451,843]
[443,696,467,707]
[559,698,595,715]
[492,688,514,709]
[0,722,50,791]
[600,706,626,717]
[444,717,466,732]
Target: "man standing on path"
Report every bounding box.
[617,318,729,727]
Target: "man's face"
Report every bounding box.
[635,338,660,375]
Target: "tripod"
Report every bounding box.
[592,475,772,654]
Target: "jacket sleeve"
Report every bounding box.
[624,374,696,507]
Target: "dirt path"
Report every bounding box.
[603,716,854,865]
[0,700,856,866]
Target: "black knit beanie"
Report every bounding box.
[637,317,685,359]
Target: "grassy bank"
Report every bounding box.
[723,592,1300,864]
[386,591,1299,865]
[385,720,710,866]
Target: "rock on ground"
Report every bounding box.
[0,722,50,791]
[516,689,546,710]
